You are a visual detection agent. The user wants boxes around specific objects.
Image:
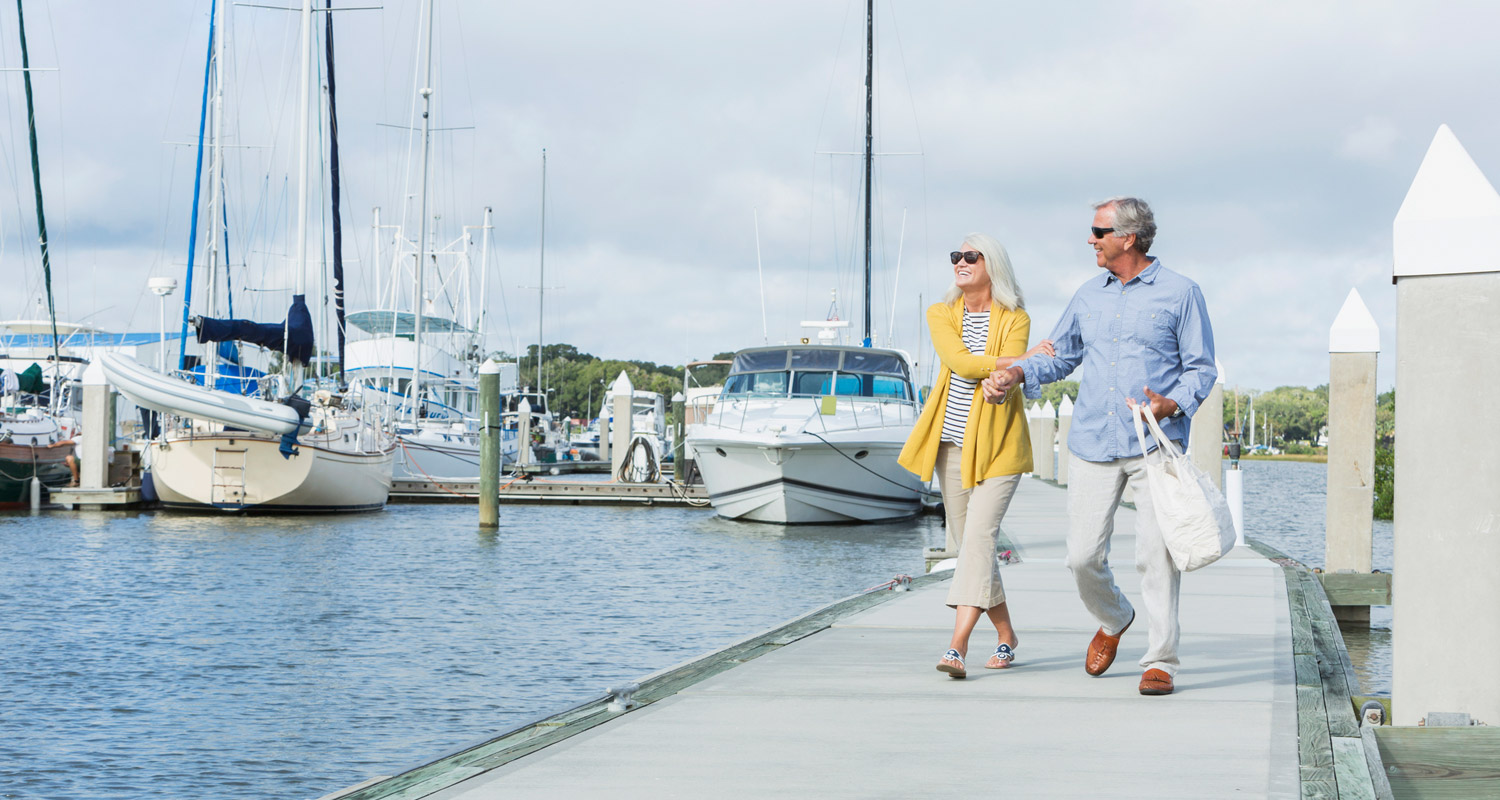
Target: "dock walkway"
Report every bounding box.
[411,479,1300,799]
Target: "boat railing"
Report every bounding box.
[689,392,915,435]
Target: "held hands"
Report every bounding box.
[1125,386,1179,422]
[981,366,1023,404]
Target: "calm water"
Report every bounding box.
[1,461,1383,799]
[1234,459,1393,697]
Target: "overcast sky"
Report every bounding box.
[5,0,1498,392]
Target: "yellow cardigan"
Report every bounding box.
[898,299,1034,489]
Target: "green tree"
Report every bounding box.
[1039,380,1079,409]
[1373,389,1395,519]
[1252,384,1328,444]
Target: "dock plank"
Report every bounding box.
[1374,727,1500,798]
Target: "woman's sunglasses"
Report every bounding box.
[950,251,982,265]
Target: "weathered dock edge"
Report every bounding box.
[1245,536,1390,800]
[317,570,952,800]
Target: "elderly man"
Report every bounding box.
[984,197,1216,695]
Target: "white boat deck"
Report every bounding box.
[426,478,1299,799]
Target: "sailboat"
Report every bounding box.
[103,0,392,512]
[686,0,924,523]
[342,0,522,482]
[1,0,77,508]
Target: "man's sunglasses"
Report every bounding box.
[1091,227,1117,239]
[950,251,983,265]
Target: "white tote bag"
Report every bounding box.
[1130,404,1237,572]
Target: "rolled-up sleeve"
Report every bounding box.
[1167,285,1217,418]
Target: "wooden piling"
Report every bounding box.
[478,359,500,528]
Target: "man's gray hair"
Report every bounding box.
[1093,196,1156,254]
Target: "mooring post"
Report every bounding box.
[517,398,532,469]
[671,391,685,483]
[1189,363,1225,491]
[80,361,111,491]
[1390,124,1500,726]
[610,371,633,480]
[1326,289,1379,625]
[1056,395,1072,486]
[478,359,500,528]
[1035,400,1056,481]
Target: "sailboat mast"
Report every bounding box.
[325,0,347,383]
[537,148,547,397]
[290,0,313,386]
[14,0,63,398]
[206,0,226,387]
[412,0,435,418]
[862,0,873,347]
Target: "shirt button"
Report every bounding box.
[1109,387,1114,391]
[1113,337,1118,342]
[1116,313,1121,318]
[1110,361,1116,366]
[1108,411,1115,415]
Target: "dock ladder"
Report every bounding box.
[212,447,247,506]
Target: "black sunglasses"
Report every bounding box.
[1091,226,1117,239]
[950,251,983,265]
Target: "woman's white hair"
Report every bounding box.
[942,232,1025,310]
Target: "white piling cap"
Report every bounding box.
[1329,288,1380,353]
[1058,395,1074,416]
[1394,125,1500,278]
[83,360,107,386]
[1215,358,1225,386]
[1040,400,1055,418]
[611,370,633,394]
[478,358,501,375]
[671,392,685,402]
[518,397,532,413]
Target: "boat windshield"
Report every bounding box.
[723,348,912,401]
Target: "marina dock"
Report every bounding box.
[323,478,1377,799]
[388,477,708,506]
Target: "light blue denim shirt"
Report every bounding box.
[1015,258,1217,462]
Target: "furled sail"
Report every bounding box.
[195,294,315,364]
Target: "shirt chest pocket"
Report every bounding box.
[1079,310,1102,342]
[1133,309,1177,352]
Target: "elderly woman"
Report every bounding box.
[898,233,1052,678]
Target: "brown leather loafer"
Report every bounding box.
[1139,668,1174,695]
[1084,610,1134,676]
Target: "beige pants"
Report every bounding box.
[937,442,1022,610]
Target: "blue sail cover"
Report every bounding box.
[187,363,266,395]
[196,294,315,364]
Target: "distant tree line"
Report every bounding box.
[501,343,733,420]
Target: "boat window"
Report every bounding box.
[724,371,789,395]
[832,372,912,400]
[790,349,840,370]
[731,350,789,373]
[791,371,833,396]
[840,351,908,378]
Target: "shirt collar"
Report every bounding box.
[1101,257,1162,287]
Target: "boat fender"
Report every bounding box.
[278,393,313,459]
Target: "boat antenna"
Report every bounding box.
[15,0,65,402]
[886,207,906,345]
[753,208,768,344]
[861,0,873,348]
[537,148,547,398]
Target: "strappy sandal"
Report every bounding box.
[936,648,967,679]
[985,643,1017,669]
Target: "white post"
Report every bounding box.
[517,397,532,468]
[1035,400,1056,481]
[1390,125,1500,726]
[149,278,177,373]
[1189,362,1225,491]
[1056,395,1073,486]
[1326,289,1380,625]
[80,361,111,490]
[610,371,633,479]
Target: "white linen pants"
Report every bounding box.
[937,443,1022,610]
[1066,452,1181,676]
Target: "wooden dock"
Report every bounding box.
[389,477,708,507]
[322,478,1409,799]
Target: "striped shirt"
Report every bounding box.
[941,310,990,443]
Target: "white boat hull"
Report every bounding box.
[689,434,920,524]
[392,427,520,482]
[149,431,394,513]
